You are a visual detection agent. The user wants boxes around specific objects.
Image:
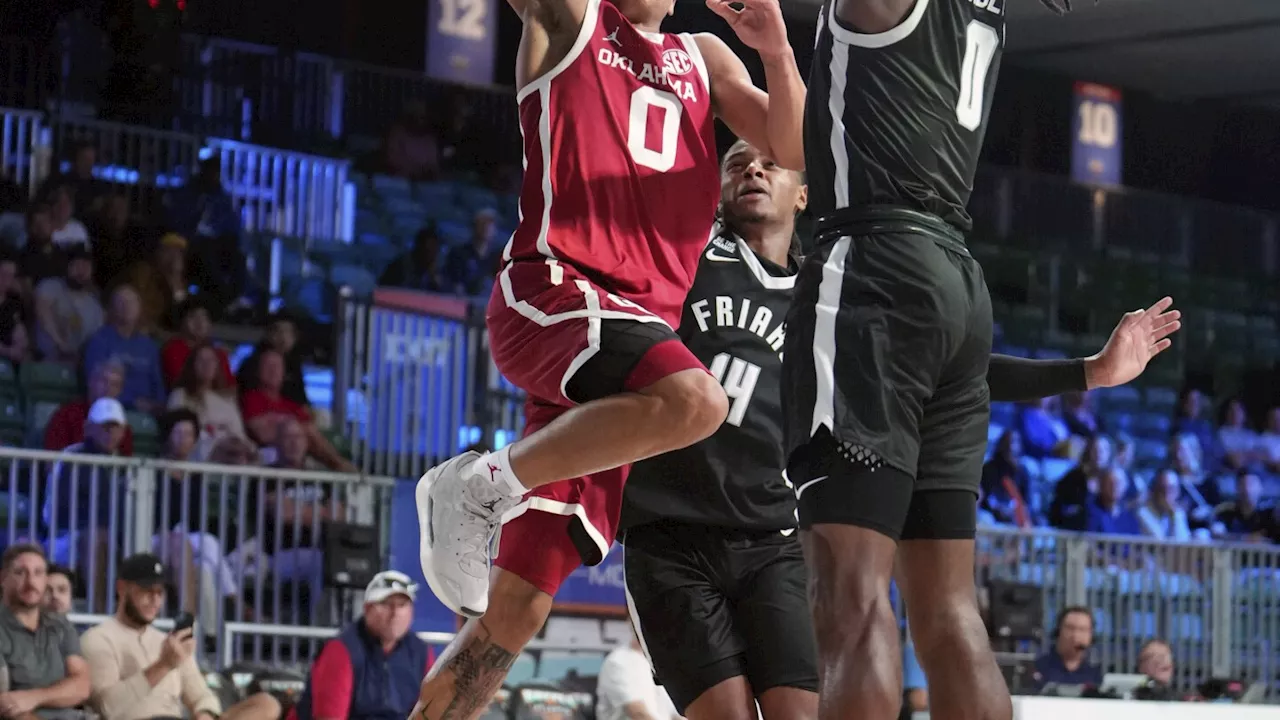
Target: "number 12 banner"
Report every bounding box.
[1071,81,1122,187]
[427,0,497,86]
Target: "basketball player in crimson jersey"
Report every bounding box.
[410,0,804,715]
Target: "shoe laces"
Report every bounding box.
[453,473,515,577]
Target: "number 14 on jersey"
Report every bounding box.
[709,353,761,427]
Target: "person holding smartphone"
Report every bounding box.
[79,554,280,720]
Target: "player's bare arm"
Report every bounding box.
[508,0,588,91]
[698,0,805,171]
[504,0,584,25]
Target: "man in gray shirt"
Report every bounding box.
[0,544,91,720]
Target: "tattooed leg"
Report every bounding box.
[413,568,554,720]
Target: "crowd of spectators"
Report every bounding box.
[980,388,1280,544]
[0,543,282,720]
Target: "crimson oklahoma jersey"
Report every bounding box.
[501,0,720,325]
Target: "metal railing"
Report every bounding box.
[0,109,48,197]
[974,528,1280,701]
[0,106,354,244]
[8,446,1280,699]
[0,447,394,653]
[172,35,516,146]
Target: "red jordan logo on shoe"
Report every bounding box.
[488,463,501,482]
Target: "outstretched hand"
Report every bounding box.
[706,0,790,58]
[1085,296,1182,389]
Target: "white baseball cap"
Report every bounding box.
[88,398,126,426]
[364,571,418,605]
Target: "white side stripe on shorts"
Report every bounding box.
[811,237,851,437]
[623,566,656,671]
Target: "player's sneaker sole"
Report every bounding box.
[416,464,487,618]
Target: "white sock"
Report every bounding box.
[472,446,528,498]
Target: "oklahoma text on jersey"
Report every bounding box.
[596,45,702,102]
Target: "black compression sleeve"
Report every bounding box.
[987,355,1087,403]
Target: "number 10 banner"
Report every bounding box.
[1071,81,1122,187]
[427,0,497,86]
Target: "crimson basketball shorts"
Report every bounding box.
[486,259,708,596]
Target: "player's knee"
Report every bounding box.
[810,563,891,634]
[908,593,983,651]
[645,370,729,445]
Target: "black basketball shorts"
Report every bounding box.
[622,522,818,713]
[781,207,992,541]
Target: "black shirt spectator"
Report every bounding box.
[0,253,28,363]
[1049,435,1112,531]
[980,429,1032,526]
[379,226,442,292]
[1062,391,1103,439]
[1215,470,1275,541]
[37,143,109,220]
[18,206,66,293]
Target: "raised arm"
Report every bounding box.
[699,0,805,170]
[505,0,586,33]
[988,297,1181,403]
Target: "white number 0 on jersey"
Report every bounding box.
[627,87,683,172]
[956,20,1000,131]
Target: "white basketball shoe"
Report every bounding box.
[416,451,520,617]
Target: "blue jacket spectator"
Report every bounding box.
[1018,397,1069,459]
[442,209,501,296]
[293,572,431,720]
[1033,607,1103,690]
[1085,467,1143,536]
[1171,387,1222,472]
[83,286,164,413]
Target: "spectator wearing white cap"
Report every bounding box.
[290,572,433,720]
[43,398,129,611]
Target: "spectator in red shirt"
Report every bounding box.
[241,349,352,471]
[160,299,234,388]
[43,358,135,455]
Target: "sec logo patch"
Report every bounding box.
[662,48,694,76]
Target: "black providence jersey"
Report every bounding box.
[621,228,798,533]
[805,0,1006,231]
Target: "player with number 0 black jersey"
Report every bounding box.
[783,0,1182,719]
